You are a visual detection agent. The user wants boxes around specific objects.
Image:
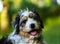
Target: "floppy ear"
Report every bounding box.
[31,9,44,28]
[13,14,20,34]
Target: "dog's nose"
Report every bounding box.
[30,23,35,29]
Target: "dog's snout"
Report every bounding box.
[30,23,35,29]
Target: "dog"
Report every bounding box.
[0,8,45,44]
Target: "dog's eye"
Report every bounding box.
[29,13,34,18]
[22,16,27,23]
[22,20,27,23]
[22,16,27,21]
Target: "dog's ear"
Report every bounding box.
[13,15,20,27]
[31,8,36,13]
[31,9,44,28]
[13,14,20,34]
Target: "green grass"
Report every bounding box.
[43,25,60,44]
[43,16,60,44]
[0,26,13,39]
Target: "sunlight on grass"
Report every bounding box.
[43,16,60,32]
[27,0,51,7]
[13,0,22,9]
[44,0,51,7]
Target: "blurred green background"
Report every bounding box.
[0,0,60,44]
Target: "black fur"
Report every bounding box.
[14,15,20,34]
[0,36,12,44]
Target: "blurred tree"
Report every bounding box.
[52,0,57,4]
[8,0,22,25]
[20,0,60,20]
[0,0,3,12]
[1,0,8,30]
[1,0,60,28]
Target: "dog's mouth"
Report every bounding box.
[28,29,38,36]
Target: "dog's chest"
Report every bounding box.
[18,39,37,44]
[9,35,37,44]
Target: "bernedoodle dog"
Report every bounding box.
[0,8,46,44]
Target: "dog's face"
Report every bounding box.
[13,9,43,37]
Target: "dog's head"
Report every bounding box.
[13,8,43,37]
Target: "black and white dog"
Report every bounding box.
[0,8,45,44]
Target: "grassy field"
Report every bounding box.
[43,16,60,44]
[43,24,60,44]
